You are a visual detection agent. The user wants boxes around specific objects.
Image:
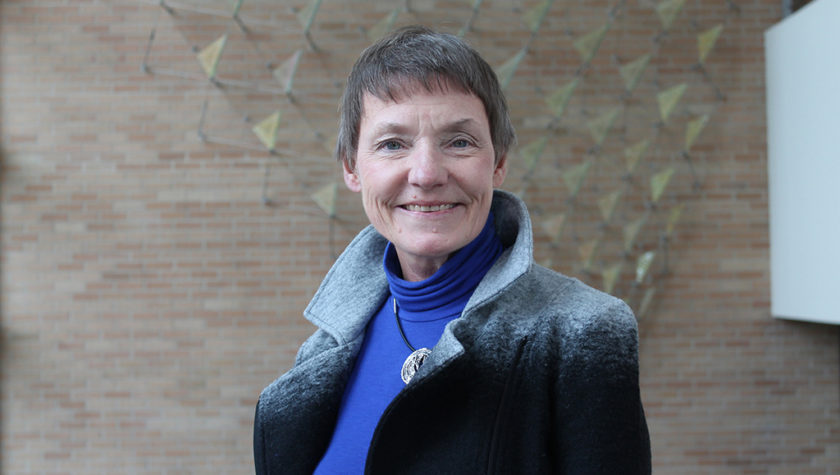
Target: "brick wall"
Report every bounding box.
[1,0,837,473]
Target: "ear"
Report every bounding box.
[343,160,362,192]
[492,154,508,188]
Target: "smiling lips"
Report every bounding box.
[403,203,457,212]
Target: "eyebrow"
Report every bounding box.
[370,118,482,137]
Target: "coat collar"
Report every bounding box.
[304,189,534,354]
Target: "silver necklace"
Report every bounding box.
[393,297,431,384]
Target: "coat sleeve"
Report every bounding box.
[553,300,651,474]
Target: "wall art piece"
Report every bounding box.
[697,24,723,65]
[496,48,528,91]
[573,23,609,65]
[252,111,282,152]
[635,251,656,283]
[602,262,623,295]
[684,114,710,153]
[139,0,739,318]
[619,53,651,94]
[657,83,687,124]
[546,78,580,120]
[655,0,686,32]
[650,166,675,203]
[523,0,554,34]
[197,34,228,80]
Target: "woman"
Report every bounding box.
[254,26,650,474]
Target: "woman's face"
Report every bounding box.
[344,85,507,281]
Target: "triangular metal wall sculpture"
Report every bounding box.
[272,50,303,97]
[637,287,657,318]
[587,107,621,148]
[297,0,323,35]
[684,114,709,153]
[623,215,648,253]
[598,190,623,223]
[624,139,650,175]
[578,238,600,271]
[655,0,686,31]
[520,136,549,175]
[496,48,528,91]
[252,111,282,152]
[657,83,688,124]
[541,213,567,244]
[546,78,580,119]
[458,0,485,37]
[573,23,610,64]
[311,182,339,218]
[602,262,623,294]
[635,251,656,283]
[562,160,593,198]
[523,0,555,34]
[141,0,737,312]
[619,53,652,94]
[665,203,684,238]
[197,34,228,80]
[650,166,675,204]
[698,24,723,64]
[367,9,401,43]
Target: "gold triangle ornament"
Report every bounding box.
[623,215,647,252]
[273,50,303,96]
[311,182,338,217]
[562,160,592,198]
[587,107,621,147]
[232,0,244,17]
[519,136,549,173]
[638,286,656,318]
[698,24,723,64]
[619,53,651,93]
[657,83,687,124]
[252,111,282,151]
[598,190,622,222]
[624,139,650,174]
[665,203,684,238]
[546,78,579,119]
[523,0,554,33]
[324,132,339,155]
[573,23,609,64]
[367,9,400,43]
[578,238,600,271]
[655,0,685,31]
[650,166,675,203]
[540,212,566,244]
[296,0,323,32]
[197,34,228,80]
[602,262,623,294]
[635,251,656,283]
[496,48,527,91]
[684,114,709,152]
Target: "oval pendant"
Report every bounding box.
[401,348,431,384]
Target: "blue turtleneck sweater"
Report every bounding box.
[314,213,504,474]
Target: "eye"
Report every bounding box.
[379,140,403,151]
[451,138,470,148]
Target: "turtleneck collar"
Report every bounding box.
[383,211,503,321]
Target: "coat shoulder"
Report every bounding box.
[511,264,639,354]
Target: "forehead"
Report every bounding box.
[359,86,490,133]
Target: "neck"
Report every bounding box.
[394,251,451,282]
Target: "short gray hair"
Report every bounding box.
[336,25,516,169]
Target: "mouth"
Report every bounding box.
[402,203,456,212]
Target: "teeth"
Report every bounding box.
[405,203,455,212]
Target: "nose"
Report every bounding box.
[407,142,448,189]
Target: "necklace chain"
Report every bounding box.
[393,297,417,352]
